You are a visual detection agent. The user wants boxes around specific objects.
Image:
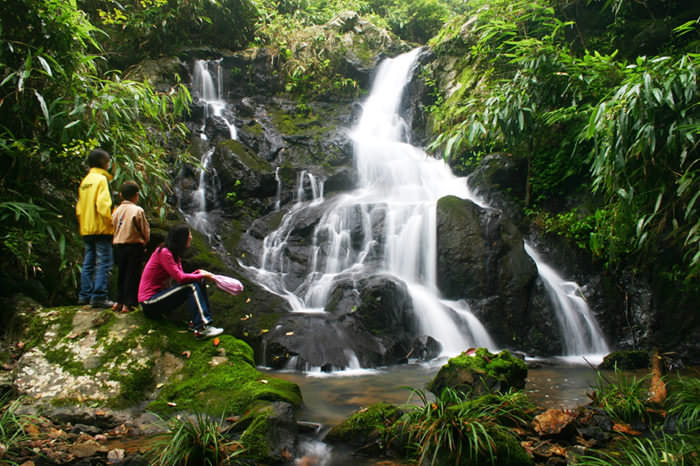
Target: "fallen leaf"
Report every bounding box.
[213,337,220,347]
[25,423,40,438]
[95,409,105,416]
[612,423,642,435]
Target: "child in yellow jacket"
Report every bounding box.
[76,149,115,308]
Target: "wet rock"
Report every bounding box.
[533,409,578,439]
[435,196,537,349]
[599,350,649,370]
[427,348,527,397]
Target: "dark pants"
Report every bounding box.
[114,243,145,307]
[140,281,213,329]
[79,235,113,304]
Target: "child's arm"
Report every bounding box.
[136,208,150,244]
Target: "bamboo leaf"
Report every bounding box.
[37,56,52,76]
[34,90,50,126]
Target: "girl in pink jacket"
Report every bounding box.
[138,224,223,339]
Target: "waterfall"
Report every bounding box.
[243,48,495,361]
[524,243,609,356]
[185,60,238,239]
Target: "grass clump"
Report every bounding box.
[667,375,700,432]
[581,432,700,465]
[588,366,650,424]
[148,413,246,466]
[0,395,32,465]
[394,387,533,466]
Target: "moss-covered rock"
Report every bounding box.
[324,402,403,449]
[10,303,301,418]
[237,401,298,463]
[598,350,649,370]
[427,348,527,397]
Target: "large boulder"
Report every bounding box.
[436,195,537,347]
[260,274,441,369]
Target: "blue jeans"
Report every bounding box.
[79,235,114,303]
[140,281,213,329]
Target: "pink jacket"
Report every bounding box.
[138,247,204,302]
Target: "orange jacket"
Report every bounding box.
[76,167,114,236]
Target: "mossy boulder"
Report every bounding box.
[9,303,301,419]
[324,402,403,450]
[236,401,299,463]
[427,348,527,397]
[598,350,649,370]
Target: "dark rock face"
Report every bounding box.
[436,195,538,348]
[261,274,442,369]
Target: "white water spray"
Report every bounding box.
[243,48,495,361]
[186,60,239,238]
[524,242,609,356]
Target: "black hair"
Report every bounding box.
[165,224,190,262]
[88,148,110,168]
[120,180,139,200]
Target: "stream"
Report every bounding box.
[263,356,605,428]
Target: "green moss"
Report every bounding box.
[325,402,402,446]
[148,333,300,416]
[219,139,272,173]
[44,345,84,375]
[111,361,156,408]
[239,412,271,461]
[599,350,649,370]
[23,307,78,350]
[186,229,226,272]
[427,348,528,396]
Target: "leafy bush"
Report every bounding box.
[427,0,700,287]
[81,0,260,66]
[394,387,532,465]
[589,367,650,424]
[0,396,31,465]
[148,413,245,466]
[0,0,194,302]
[581,432,700,465]
[667,375,700,432]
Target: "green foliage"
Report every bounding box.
[395,387,532,465]
[428,0,700,287]
[148,413,246,466]
[584,53,700,277]
[581,431,700,465]
[667,375,700,432]
[81,0,259,65]
[0,0,194,301]
[0,396,31,465]
[589,367,650,424]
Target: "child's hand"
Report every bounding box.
[198,269,215,281]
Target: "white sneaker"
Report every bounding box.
[195,325,223,339]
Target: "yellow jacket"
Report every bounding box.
[76,167,114,236]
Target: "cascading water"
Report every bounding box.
[524,242,609,356]
[185,60,238,239]
[243,48,495,363]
